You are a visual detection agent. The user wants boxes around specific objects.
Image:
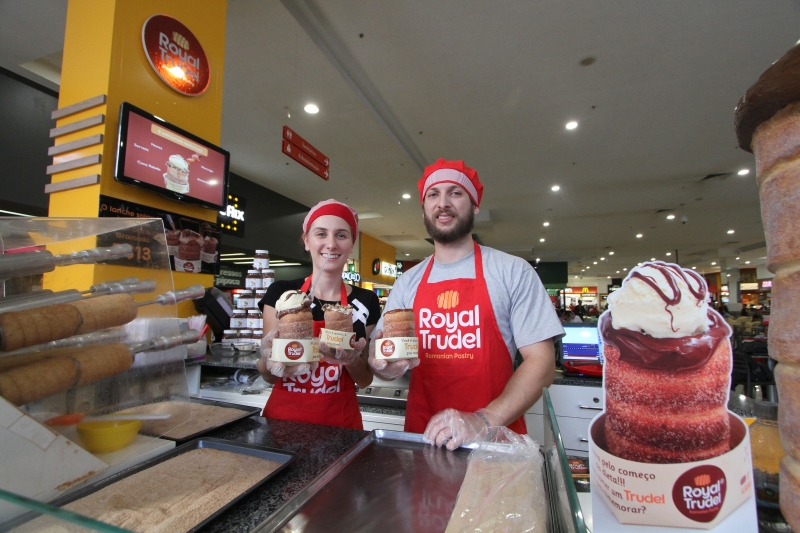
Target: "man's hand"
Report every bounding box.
[422,408,499,451]
[319,337,367,366]
[260,329,318,378]
[367,329,419,380]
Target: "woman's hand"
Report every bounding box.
[260,329,318,378]
[319,337,367,366]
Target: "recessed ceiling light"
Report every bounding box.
[727,229,735,234]
[616,270,620,273]
[593,261,598,265]
[651,257,656,261]
[666,214,676,220]
[405,253,410,256]
[711,262,716,265]
[575,275,579,278]
[607,276,611,279]
[536,258,541,262]
[402,193,411,199]
[582,269,585,271]
[666,252,672,256]
[586,266,590,269]
[304,103,319,114]
[738,169,750,176]
[551,185,560,192]
[543,222,550,226]
[692,266,697,269]
[540,238,545,242]
[636,234,643,238]
[745,261,751,264]
[565,121,578,130]
[609,251,614,255]
[736,257,740,260]
[623,268,628,271]
[601,257,605,260]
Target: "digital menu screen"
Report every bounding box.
[562,325,602,361]
[115,102,229,210]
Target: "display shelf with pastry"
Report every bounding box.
[734,41,800,532]
[0,217,206,524]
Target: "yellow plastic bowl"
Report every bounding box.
[76,420,142,454]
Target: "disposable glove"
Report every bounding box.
[319,337,367,366]
[260,329,318,378]
[423,408,499,451]
[367,329,420,380]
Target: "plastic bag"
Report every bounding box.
[445,426,547,533]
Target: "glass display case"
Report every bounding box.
[0,217,200,525]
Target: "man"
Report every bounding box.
[368,159,564,450]
[574,299,586,318]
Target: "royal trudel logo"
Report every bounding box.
[437,290,459,310]
[285,341,304,361]
[349,335,357,348]
[380,340,396,357]
[672,465,727,523]
[142,15,210,96]
[418,304,481,350]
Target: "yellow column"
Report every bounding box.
[49,0,227,315]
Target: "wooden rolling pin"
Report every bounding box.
[0,293,139,352]
[0,330,201,406]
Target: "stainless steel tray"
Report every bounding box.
[3,438,296,533]
[140,398,261,444]
[253,430,552,533]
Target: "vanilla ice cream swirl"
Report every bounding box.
[607,262,709,338]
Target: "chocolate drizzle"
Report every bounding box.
[629,262,707,333]
[600,310,731,372]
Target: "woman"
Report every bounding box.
[256,199,381,429]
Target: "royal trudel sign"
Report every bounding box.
[142,15,209,96]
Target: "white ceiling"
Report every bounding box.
[3,0,800,279]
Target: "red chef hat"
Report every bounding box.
[303,199,359,241]
[418,159,483,207]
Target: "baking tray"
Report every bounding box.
[140,398,261,445]
[252,430,552,533]
[2,438,296,533]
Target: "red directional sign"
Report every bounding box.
[283,126,329,168]
[283,140,329,180]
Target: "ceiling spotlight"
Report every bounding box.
[616,270,620,273]
[543,222,550,227]
[738,169,750,176]
[666,252,672,256]
[623,268,628,271]
[745,261,751,264]
[575,275,579,278]
[551,185,560,192]
[593,261,598,265]
[636,234,643,238]
[304,103,319,114]
[582,269,585,272]
[540,238,545,242]
[692,266,697,269]
[601,257,606,260]
[402,193,411,199]
[587,266,590,269]
[666,214,676,220]
[736,257,740,260]
[609,251,614,255]
[405,253,410,256]
[727,229,735,234]
[566,121,578,130]
[711,262,716,266]
[536,258,541,262]
[607,276,611,279]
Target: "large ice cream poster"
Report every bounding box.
[122,112,225,206]
[589,262,757,530]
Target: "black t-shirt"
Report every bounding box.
[259,278,382,340]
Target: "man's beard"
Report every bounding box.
[423,208,475,244]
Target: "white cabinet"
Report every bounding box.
[546,383,603,457]
[361,411,405,431]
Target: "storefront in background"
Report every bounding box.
[564,286,598,308]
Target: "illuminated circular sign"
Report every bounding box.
[142,15,210,96]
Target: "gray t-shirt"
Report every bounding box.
[377,246,564,361]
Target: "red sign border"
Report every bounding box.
[282,139,329,181]
[283,126,329,168]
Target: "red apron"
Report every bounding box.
[262,278,363,430]
[405,242,526,434]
